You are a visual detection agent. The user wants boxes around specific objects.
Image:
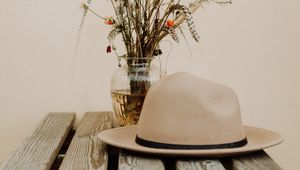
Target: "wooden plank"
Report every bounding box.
[118,151,165,170]
[0,113,75,170]
[229,150,282,170]
[176,159,225,170]
[59,112,113,170]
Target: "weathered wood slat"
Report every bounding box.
[118,151,165,170]
[230,150,282,170]
[176,159,225,170]
[59,112,113,170]
[0,113,75,170]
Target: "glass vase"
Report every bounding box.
[111,58,163,126]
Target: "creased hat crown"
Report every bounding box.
[137,72,246,146]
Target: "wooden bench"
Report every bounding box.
[0,112,283,170]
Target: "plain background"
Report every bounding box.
[0,0,299,169]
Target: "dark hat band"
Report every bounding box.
[135,136,248,150]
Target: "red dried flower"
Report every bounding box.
[106,45,112,53]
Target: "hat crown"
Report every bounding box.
[137,72,246,146]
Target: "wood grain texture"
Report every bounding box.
[229,150,282,170]
[59,112,113,170]
[119,151,165,170]
[0,113,75,170]
[176,159,225,170]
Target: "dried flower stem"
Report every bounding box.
[82,3,106,20]
[157,0,206,41]
[157,0,231,42]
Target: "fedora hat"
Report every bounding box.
[99,72,283,156]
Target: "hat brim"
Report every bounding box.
[98,125,283,157]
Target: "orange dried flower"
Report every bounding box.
[166,19,175,28]
[104,17,115,25]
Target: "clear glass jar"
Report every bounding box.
[111,58,164,126]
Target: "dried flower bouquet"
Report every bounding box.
[82,0,231,65]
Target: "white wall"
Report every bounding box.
[1,0,299,169]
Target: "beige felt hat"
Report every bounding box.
[99,72,283,156]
